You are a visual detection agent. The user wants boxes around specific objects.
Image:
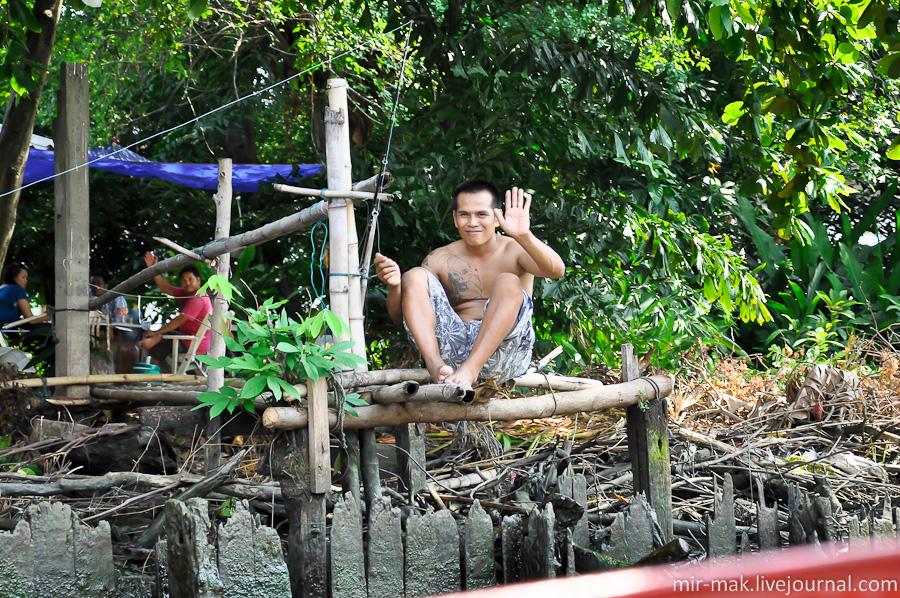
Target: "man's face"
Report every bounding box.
[452,190,498,247]
[90,276,107,296]
[180,272,202,294]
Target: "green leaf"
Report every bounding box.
[722,101,746,125]
[323,310,345,337]
[275,342,302,353]
[188,0,209,20]
[240,375,269,399]
[887,137,900,160]
[278,378,303,399]
[266,376,283,401]
[876,53,900,79]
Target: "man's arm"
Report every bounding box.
[144,251,174,295]
[374,253,403,326]
[144,314,188,338]
[495,187,565,278]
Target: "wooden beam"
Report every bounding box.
[54,62,91,399]
[263,375,673,430]
[624,344,674,542]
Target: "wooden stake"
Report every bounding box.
[624,344,674,543]
[307,376,330,494]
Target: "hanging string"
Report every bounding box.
[359,26,413,282]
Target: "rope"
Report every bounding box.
[638,375,661,400]
[310,221,328,305]
[329,373,348,448]
[0,20,415,201]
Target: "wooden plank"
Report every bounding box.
[307,376,330,494]
[53,62,91,399]
[624,343,673,542]
[395,422,426,499]
[330,493,367,598]
[218,500,291,598]
[367,497,403,598]
[465,501,496,589]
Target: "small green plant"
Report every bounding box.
[194,294,367,418]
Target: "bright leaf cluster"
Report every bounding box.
[193,297,366,418]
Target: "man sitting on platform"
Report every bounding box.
[137,252,212,370]
[374,180,565,390]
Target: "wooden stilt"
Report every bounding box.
[624,344,673,542]
[274,430,327,598]
[205,158,232,473]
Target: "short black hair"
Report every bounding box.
[89,271,107,283]
[451,180,502,211]
[179,265,201,280]
[3,263,26,286]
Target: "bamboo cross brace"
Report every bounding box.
[273,184,393,202]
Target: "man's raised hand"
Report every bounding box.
[495,186,532,239]
[144,251,158,268]
[374,253,401,287]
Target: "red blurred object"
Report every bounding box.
[438,540,900,598]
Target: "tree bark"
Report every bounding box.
[0,0,64,268]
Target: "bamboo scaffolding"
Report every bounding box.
[89,199,330,310]
[2,373,204,388]
[363,381,419,404]
[262,375,673,430]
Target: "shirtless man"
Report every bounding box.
[374,180,565,389]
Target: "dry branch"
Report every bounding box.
[2,373,204,388]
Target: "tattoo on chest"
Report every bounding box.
[444,254,484,303]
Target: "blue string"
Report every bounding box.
[310,222,328,303]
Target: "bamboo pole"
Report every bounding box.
[2,373,204,388]
[298,368,603,393]
[363,381,419,404]
[89,199,329,310]
[262,375,674,430]
[205,158,233,470]
[273,184,393,202]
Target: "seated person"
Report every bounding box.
[0,263,49,328]
[89,272,138,373]
[374,181,565,389]
[90,272,128,323]
[137,252,212,370]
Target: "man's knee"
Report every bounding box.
[491,273,524,298]
[401,267,430,294]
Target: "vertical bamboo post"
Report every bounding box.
[326,78,378,507]
[205,158,232,472]
[624,343,673,542]
[53,62,90,399]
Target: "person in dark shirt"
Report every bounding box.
[0,264,48,326]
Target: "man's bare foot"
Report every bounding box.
[427,362,454,384]
[445,364,478,390]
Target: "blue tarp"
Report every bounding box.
[23,146,323,193]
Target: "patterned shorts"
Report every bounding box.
[403,269,535,383]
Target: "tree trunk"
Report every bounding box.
[0,0,64,268]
